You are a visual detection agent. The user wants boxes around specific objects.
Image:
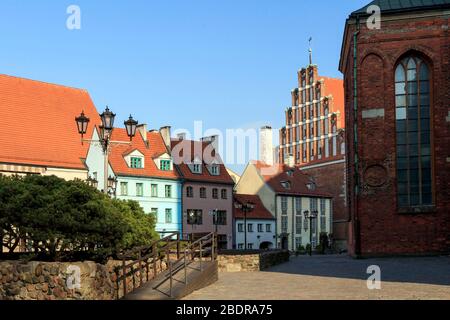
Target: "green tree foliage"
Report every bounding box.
[0,175,157,262]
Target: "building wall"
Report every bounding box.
[299,160,348,251]
[341,12,450,256]
[234,219,276,250]
[0,163,87,181]
[275,195,332,251]
[182,182,234,249]
[116,176,182,233]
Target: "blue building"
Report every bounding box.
[85,125,183,235]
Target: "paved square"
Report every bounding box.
[184,255,450,300]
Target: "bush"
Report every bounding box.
[0,175,158,262]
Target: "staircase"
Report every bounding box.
[117,232,218,300]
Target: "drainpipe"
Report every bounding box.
[353,16,361,256]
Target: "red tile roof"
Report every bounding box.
[234,194,274,220]
[170,139,235,185]
[0,74,99,170]
[107,128,179,180]
[252,160,332,197]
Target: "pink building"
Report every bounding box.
[171,137,235,249]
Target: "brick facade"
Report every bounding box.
[340,5,450,256]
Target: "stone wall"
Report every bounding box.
[218,250,289,272]
[0,258,168,300]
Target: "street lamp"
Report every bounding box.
[304,210,318,256]
[86,175,98,189]
[210,209,219,234]
[75,107,138,195]
[107,175,118,197]
[234,201,255,250]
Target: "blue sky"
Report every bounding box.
[0,0,368,173]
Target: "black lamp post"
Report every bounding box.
[107,175,118,197]
[234,201,255,250]
[210,209,219,234]
[304,210,318,256]
[75,107,138,195]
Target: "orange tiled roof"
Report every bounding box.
[108,128,180,180]
[234,194,274,220]
[170,139,235,185]
[252,160,332,197]
[0,74,99,170]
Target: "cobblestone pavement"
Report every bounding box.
[184,255,450,300]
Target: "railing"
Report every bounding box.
[116,232,217,299]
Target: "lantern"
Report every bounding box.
[75,111,90,138]
[124,115,138,141]
[99,106,116,132]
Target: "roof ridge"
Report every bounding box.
[0,73,88,92]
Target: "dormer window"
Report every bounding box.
[281,181,291,189]
[192,163,202,174]
[286,170,294,177]
[306,181,316,191]
[160,160,171,171]
[210,165,220,176]
[131,157,143,169]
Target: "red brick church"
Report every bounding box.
[340,0,450,256]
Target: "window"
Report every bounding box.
[258,224,263,233]
[238,223,244,233]
[248,223,254,233]
[165,209,172,223]
[212,188,218,199]
[214,210,227,225]
[295,198,302,215]
[247,243,253,250]
[165,185,172,198]
[221,189,227,199]
[120,182,128,196]
[200,187,207,198]
[320,216,326,232]
[211,165,219,175]
[151,208,158,222]
[151,184,158,197]
[296,216,303,234]
[160,160,171,171]
[238,244,244,250]
[281,216,288,233]
[187,209,202,225]
[266,224,271,233]
[281,197,288,214]
[130,157,143,169]
[320,199,326,215]
[281,181,291,189]
[186,186,193,198]
[192,163,202,174]
[136,183,144,197]
[395,55,432,207]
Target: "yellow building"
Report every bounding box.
[235,161,333,251]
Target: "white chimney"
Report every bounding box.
[159,126,171,152]
[201,135,219,151]
[177,132,186,141]
[259,126,274,165]
[137,124,148,142]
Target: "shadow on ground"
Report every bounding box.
[265,254,450,286]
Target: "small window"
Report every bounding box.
[257,224,263,233]
[281,181,291,189]
[151,184,158,197]
[151,208,158,222]
[281,197,288,214]
[120,182,128,196]
[266,224,272,233]
[214,210,227,225]
[211,165,220,176]
[187,209,202,225]
[160,160,171,171]
[212,188,218,199]
[247,243,253,249]
[130,157,143,169]
[200,187,207,198]
[221,189,227,199]
[238,244,244,250]
[192,164,202,174]
[165,185,172,198]
[165,209,172,224]
[238,223,244,233]
[247,223,253,233]
[296,216,303,234]
[136,183,144,197]
[186,186,193,198]
[281,216,288,233]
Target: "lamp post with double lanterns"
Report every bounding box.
[303,210,318,256]
[75,107,139,195]
[234,201,255,250]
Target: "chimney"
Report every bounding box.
[259,126,274,165]
[136,124,148,142]
[201,135,219,151]
[177,132,186,141]
[159,126,171,152]
[284,153,294,167]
